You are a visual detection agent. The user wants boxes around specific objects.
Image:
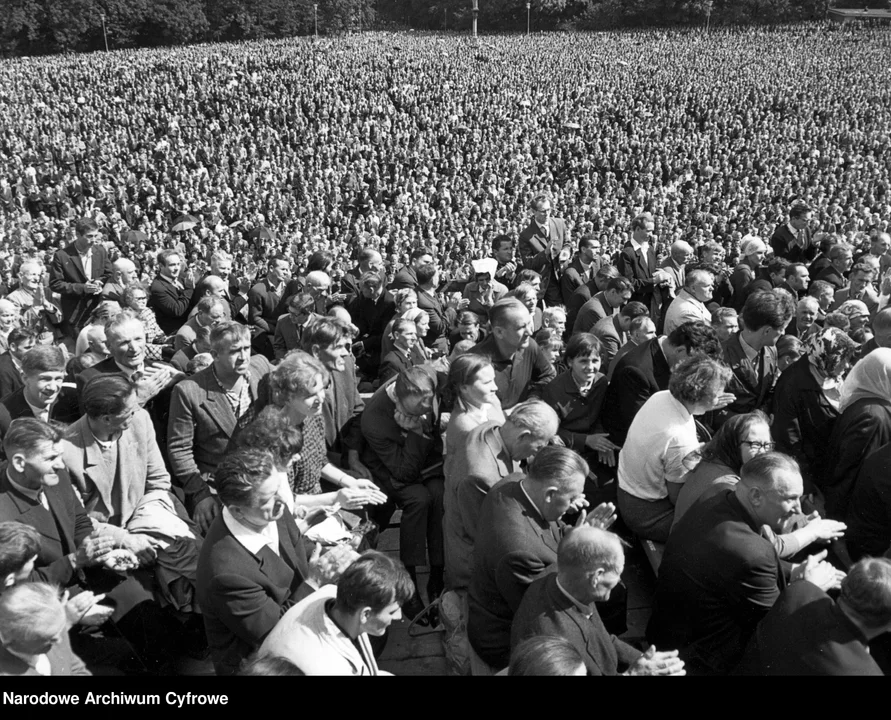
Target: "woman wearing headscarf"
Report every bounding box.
[823,348,891,519]
[772,326,858,488]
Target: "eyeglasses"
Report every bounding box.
[741,441,775,452]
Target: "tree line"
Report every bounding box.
[1,0,889,56]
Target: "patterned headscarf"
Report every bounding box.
[839,347,891,413]
[805,326,858,383]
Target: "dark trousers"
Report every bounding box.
[369,474,445,569]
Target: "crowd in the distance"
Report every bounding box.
[1,26,891,677]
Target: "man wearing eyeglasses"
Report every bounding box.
[560,235,603,308]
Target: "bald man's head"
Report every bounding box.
[113,258,137,286]
[736,452,803,534]
[557,526,625,603]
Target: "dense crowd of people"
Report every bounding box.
[1,26,891,677]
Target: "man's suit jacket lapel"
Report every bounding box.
[1,474,65,550]
[516,485,560,554]
[66,246,87,282]
[78,419,114,515]
[200,372,237,437]
[545,578,610,675]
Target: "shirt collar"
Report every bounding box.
[114,360,144,380]
[23,394,51,422]
[630,238,650,254]
[738,332,760,363]
[555,577,595,619]
[222,506,279,556]
[787,221,799,238]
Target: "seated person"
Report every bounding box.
[0,344,80,438]
[119,285,168,361]
[448,310,483,350]
[174,295,229,353]
[512,526,684,677]
[196,447,314,676]
[259,550,413,676]
[736,557,891,676]
[0,419,182,674]
[0,582,90,676]
[273,293,316,361]
[361,365,445,618]
[542,333,619,469]
[617,356,733,542]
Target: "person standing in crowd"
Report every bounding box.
[101,258,139,304]
[813,244,854,291]
[248,255,292,359]
[517,193,570,307]
[49,217,112,337]
[560,235,602,307]
[729,236,768,311]
[149,249,194,335]
[770,200,817,264]
[615,212,671,324]
[663,267,715,334]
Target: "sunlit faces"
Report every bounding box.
[285,373,327,419]
[753,470,803,534]
[569,352,601,388]
[494,307,533,353]
[689,273,715,303]
[415,314,430,338]
[107,319,147,369]
[212,259,233,280]
[214,335,252,377]
[316,337,351,373]
[739,422,774,464]
[393,324,418,353]
[23,369,64,409]
[162,254,182,279]
[533,200,552,227]
[460,365,498,407]
[14,440,65,489]
[18,267,42,292]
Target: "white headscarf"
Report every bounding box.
[839,347,891,413]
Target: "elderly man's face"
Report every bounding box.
[18,440,65,490]
[213,259,232,280]
[752,471,803,534]
[797,304,818,330]
[401,389,434,417]
[494,307,533,353]
[107,320,146,368]
[715,315,739,342]
[200,303,229,328]
[747,248,766,267]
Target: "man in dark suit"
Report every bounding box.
[48,217,113,337]
[167,322,270,532]
[196,447,313,676]
[572,277,632,335]
[615,212,671,323]
[602,322,720,445]
[148,249,194,335]
[248,254,292,360]
[467,447,592,673]
[492,235,519,288]
[735,557,891,676]
[718,290,793,425]
[813,243,853,292]
[517,194,569,307]
[512,526,683,677]
[780,262,810,300]
[560,235,603,307]
[0,345,79,439]
[272,294,316,361]
[390,247,434,291]
[647,453,844,675]
[347,271,397,379]
[769,200,818,264]
[416,264,450,355]
[0,329,35,400]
